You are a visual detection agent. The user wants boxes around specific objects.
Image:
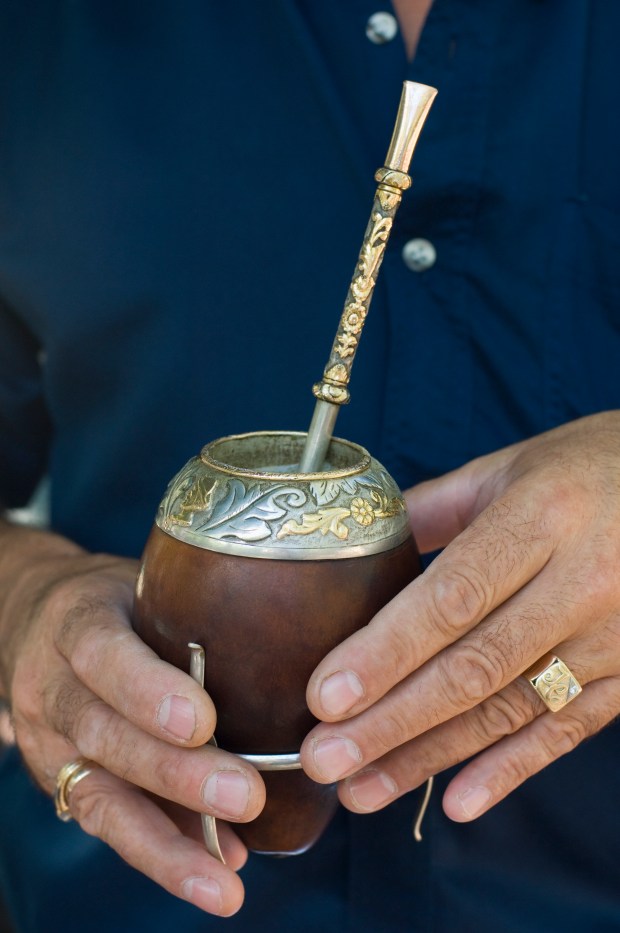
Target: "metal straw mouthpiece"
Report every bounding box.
[299,81,437,473]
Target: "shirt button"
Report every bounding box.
[366,12,399,45]
[402,238,437,272]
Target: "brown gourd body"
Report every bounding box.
[132,432,422,855]
[131,80,439,858]
[133,529,420,853]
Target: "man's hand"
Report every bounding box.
[300,412,620,821]
[0,523,265,917]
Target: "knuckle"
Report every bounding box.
[73,699,121,763]
[497,746,533,787]
[378,624,419,683]
[534,468,593,536]
[56,593,105,651]
[427,564,491,638]
[154,751,191,799]
[539,470,585,515]
[40,576,89,630]
[366,706,414,753]
[536,714,589,758]
[47,577,130,663]
[73,783,118,839]
[44,677,84,741]
[468,692,529,745]
[68,613,130,685]
[437,645,506,709]
[478,613,540,672]
[574,547,619,614]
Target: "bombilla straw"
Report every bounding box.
[188,642,226,864]
[299,80,437,473]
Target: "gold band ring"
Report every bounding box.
[524,653,583,713]
[54,757,95,822]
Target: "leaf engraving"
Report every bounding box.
[339,474,382,496]
[195,482,307,542]
[277,507,352,541]
[309,480,342,506]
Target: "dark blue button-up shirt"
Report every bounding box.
[1,2,619,930]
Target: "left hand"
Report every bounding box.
[300,411,620,821]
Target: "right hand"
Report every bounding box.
[0,523,266,917]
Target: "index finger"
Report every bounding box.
[50,574,216,746]
[307,481,556,721]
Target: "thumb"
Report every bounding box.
[404,445,519,554]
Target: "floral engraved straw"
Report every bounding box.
[299,81,437,474]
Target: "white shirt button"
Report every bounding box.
[366,12,399,45]
[402,238,437,272]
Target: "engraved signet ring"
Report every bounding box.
[524,653,583,713]
[54,757,95,822]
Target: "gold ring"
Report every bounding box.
[524,653,583,713]
[54,757,95,822]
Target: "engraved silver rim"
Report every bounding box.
[162,523,412,560]
[200,431,371,481]
[157,430,411,559]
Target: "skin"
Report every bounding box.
[0,4,474,922]
[2,412,620,920]
[300,412,620,821]
[391,0,434,60]
[0,525,265,917]
[5,5,615,921]
[0,6,612,882]
[0,0,437,913]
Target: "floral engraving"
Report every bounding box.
[276,488,405,542]
[159,459,407,549]
[350,497,375,526]
[335,212,393,361]
[368,489,405,519]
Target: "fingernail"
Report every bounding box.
[347,769,398,811]
[157,694,196,740]
[312,736,362,781]
[202,769,250,818]
[319,670,365,716]
[457,785,492,819]
[182,877,223,913]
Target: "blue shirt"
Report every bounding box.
[1,2,619,930]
